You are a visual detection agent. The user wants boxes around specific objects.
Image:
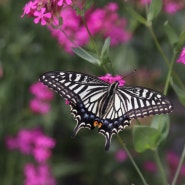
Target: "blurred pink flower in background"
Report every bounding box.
[30,82,54,101]
[6,128,56,185]
[167,151,185,178]
[5,128,55,162]
[177,47,185,65]
[99,74,126,87]
[115,149,128,162]
[163,0,184,14]
[143,161,157,172]
[29,82,54,114]
[24,163,56,185]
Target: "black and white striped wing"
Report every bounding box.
[116,86,173,118]
[39,71,112,134]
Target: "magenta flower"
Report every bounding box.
[177,47,185,65]
[163,0,184,14]
[24,163,56,185]
[5,128,56,161]
[29,82,54,114]
[99,74,126,87]
[49,2,131,53]
[30,82,54,100]
[33,8,52,26]
[21,1,37,17]
[65,99,70,105]
[29,98,51,114]
[115,149,127,162]
[57,0,72,6]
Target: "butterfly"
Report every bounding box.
[39,71,173,150]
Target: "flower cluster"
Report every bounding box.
[22,1,132,53]
[24,163,56,185]
[50,2,131,53]
[6,128,56,185]
[6,128,55,162]
[98,73,126,87]
[29,82,54,114]
[21,0,73,26]
[177,47,185,65]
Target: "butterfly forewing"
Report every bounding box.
[39,71,173,150]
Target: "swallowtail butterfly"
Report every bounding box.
[39,71,173,150]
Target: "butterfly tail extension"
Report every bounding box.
[98,118,131,151]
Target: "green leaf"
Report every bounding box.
[171,78,185,106]
[147,0,162,22]
[100,37,111,66]
[133,125,160,153]
[72,47,100,65]
[126,6,147,25]
[151,115,170,144]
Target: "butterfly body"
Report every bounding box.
[39,71,173,150]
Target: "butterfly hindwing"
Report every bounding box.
[118,86,173,119]
[39,71,173,150]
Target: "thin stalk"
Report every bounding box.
[148,25,170,66]
[171,145,185,185]
[81,14,100,57]
[163,53,176,95]
[154,149,168,185]
[148,25,185,92]
[117,135,148,185]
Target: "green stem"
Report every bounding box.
[82,14,100,57]
[163,52,176,95]
[154,149,168,185]
[117,135,148,185]
[171,145,185,185]
[148,25,185,92]
[148,25,170,66]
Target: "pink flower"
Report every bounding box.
[167,151,179,167]
[29,82,54,114]
[163,0,184,14]
[99,74,126,87]
[5,128,55,162]
[33,135,55,162]
[24,163,56,185]
[177,47,185,65]
[33,147,52,163]
[29,98,51,114]
[143,161,157,172]
[21,1,37,17]
[33,8,52,26]
[57,0,72,6]
[115,149,127,162]
[29,82,54,100]
[65,99,70,105]
[49,3,131,53]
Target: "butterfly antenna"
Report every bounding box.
[122,69,136,79]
